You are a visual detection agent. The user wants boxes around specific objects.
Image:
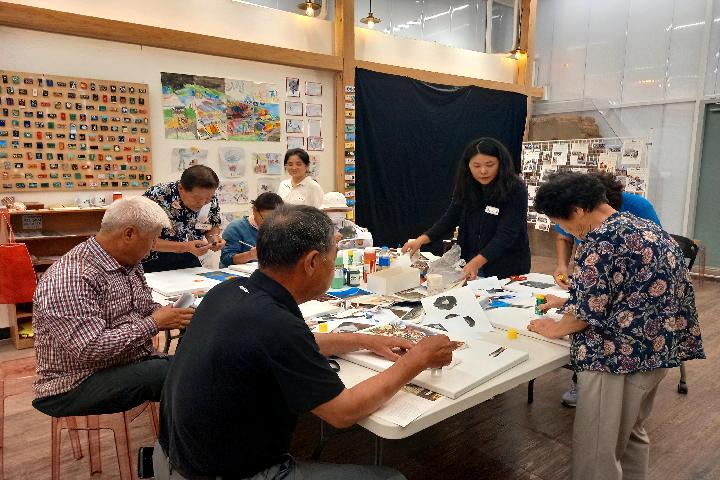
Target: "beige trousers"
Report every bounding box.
[572,368,668,480]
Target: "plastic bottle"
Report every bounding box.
[348,261,361,287]
[535,293,547,315]
[377,246,390,271]
[332,255,345,289]
[363,247,376,282]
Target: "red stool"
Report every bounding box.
[51,400,159,480]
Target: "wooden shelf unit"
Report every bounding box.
[0,208,105,349]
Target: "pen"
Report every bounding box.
[238,240,255,248]
[488,346,506,357]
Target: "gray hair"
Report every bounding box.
[257,204,334,270]
[100,196,171,233]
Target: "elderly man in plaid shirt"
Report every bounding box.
[31,197,195,417]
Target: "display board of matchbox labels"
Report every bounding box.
[0,70,153,192]
[343,85,356,214]
[521,137,650,231]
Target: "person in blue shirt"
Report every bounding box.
[553,172,661,289]
[549,171,661,408]
[220,192,283,268]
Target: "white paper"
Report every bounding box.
[372,390,436,427]
[173,292,195,308]
[421,286,493,335]
[569,142,588,166]
[625,167,648,195]
[467,276,504,291]
[218,147,246,178]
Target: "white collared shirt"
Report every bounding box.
[277,176,324,208]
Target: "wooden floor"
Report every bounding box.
[1,256,718,479]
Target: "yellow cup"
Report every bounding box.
[507,328,518,340]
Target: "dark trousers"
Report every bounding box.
[32,357,171,417]
[143,252,201,273]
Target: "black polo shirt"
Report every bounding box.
[159,270,345,477]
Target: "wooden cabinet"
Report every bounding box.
[0,208,105,349]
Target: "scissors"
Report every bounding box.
[506,275,528,285]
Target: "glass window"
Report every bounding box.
[451,1,485,52]
[389,0,424,41]
[423,0,453,46]
[490,0,515,53]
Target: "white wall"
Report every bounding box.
[355,27,515,83]
[4,0,336,55]
[533,0,713,235]
[1,26,337,215]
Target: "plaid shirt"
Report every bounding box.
[33,237,160,399]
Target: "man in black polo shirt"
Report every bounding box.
[154,205,453,479]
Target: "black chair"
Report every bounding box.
[670,234,699,395]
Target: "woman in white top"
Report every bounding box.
[277,148,324,208]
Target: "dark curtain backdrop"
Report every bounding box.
[355,68,528,252]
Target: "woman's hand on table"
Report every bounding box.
[539,294,566,312]
[401,238,423,256]
[527,318,562,339]
[183,241,211,257]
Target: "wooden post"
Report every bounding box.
[334,0,355,192]
[519,0,539,141]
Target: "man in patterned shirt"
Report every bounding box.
[529,172,704,480]
[142,165,226,272]
[32,197,195,417]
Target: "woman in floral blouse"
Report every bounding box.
[529,172,704,480]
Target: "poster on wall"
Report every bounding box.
[217,180,249,204]
[307,137,324,151]
[306,81,322,96]
[522,151,540,173]
[597,152,618,172]
[287,136,304,150]
[161,72,280,142]
[286,119,304,134]
[625,168,648,195]
[551,143,568,166]
[569,142,588,166]
[285,101,303,116]
[286,77,300,98]
[621,139,643,165]
[221,211,246,228]
[306,103,322,117]
[257,177,281,195]
[252,153,282,175]
[307,119,322,138]
[218,147,246,177]
[170,147,208,172]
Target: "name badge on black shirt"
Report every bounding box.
[485,205,499,215]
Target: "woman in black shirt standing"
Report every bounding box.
[402,137,531,280]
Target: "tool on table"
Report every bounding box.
[506,275,528,285]
[488,346,506,357]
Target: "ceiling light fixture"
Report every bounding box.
[360,0,381,29]
[297,1,321,17]
[508,47,527,60]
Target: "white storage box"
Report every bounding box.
[366,266,421,295]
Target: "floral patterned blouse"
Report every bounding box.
[143,181,221,243]
[562,212,705,374]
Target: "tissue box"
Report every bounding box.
[366,266,421,295]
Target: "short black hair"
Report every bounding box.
[454,137,522,206]
[588,171,624,210]
[534,172,608,219]
[251,192,283,212]
[257,204,334,270]
[179,165,219,191]
[284,148,310,167]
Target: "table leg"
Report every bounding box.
[527,379,535,404]
[374,436,383,465]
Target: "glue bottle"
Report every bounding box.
[332,255,345,289]
[377,246,390,271]
[363,247,376,282]
[535,293,547,315]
